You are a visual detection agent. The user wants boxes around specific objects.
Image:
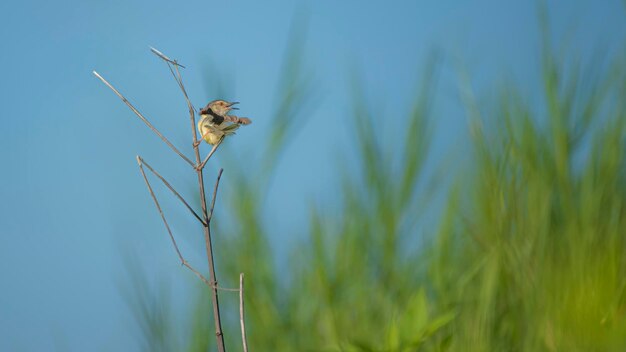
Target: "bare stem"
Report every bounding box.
[208,168,224,223]
[199,170,226,351]
[137,156,206,226]
[172,63,196,114]
[240,273,249,352]
[199,138,224,170]
[151,48,227,352]
[93,71,195,167]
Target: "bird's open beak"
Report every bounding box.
[228,101,239,110]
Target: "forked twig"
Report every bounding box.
[93,71,195,167]
[240,273,249,352]
[137,156,206,226]
[136,155,212,286]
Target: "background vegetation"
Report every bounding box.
[128,18,626,352]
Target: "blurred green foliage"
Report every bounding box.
[128,19,626,352]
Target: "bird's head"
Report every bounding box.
[203,100,239,116]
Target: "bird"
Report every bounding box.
[196,100,252,145]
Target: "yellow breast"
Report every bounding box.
[197,118,223,145]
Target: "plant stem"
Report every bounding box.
[188,94,226,352]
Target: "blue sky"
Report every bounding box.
[0,0,624,350]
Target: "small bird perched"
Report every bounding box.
[197,100,252,145]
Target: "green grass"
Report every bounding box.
[128,19,626,352]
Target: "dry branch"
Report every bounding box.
[199,138,224,170]
[95,48,252,352]
[92,71,195,167]
[148,49,227,352]
[137,156,206,226]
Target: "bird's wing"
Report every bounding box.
[220,123,241,135]
[202,123,223,133]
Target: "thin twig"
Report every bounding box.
[150,47,196,117]
[93,71,195,167]
[172,62,197,114]
[240,273,249,352]
[136,155,212,287]
[138,156,206,226]
[150,46,186,68]
[198,138,224,170]
[208,169,224,223]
